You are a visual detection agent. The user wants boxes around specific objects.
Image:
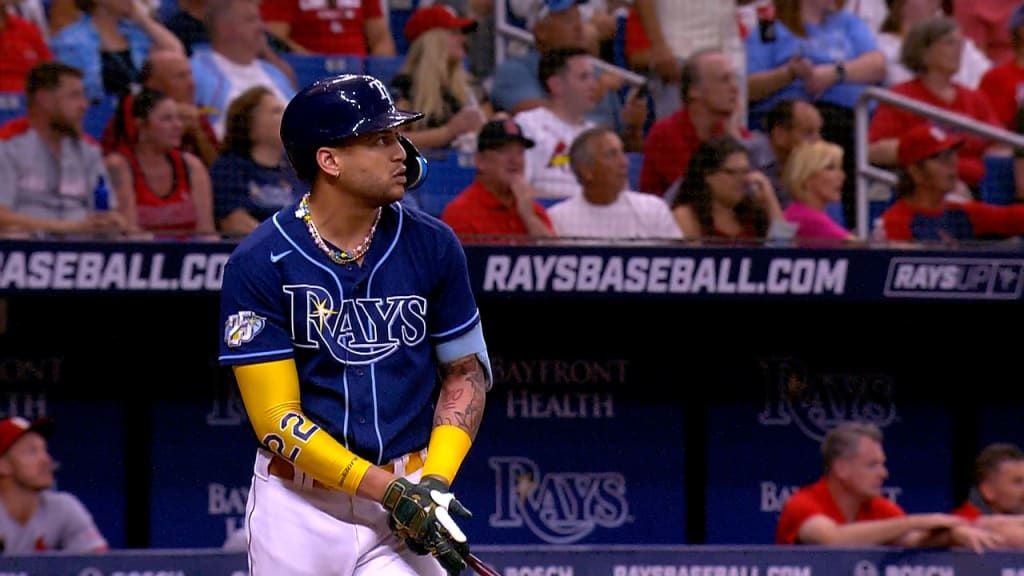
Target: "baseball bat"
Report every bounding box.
[467,552,501,576]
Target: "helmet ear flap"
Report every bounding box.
[399,135,428,190]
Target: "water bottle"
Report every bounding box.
[93,175,110,211]
[757,3,776,44]
[453,131,478,169]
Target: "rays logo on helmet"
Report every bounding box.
[224,311,267,348]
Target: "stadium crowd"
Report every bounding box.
[3,0,1024,244]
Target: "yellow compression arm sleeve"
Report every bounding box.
[233,359,371,494]
[421,424,473,485]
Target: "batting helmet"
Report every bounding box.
[281,74,428,188]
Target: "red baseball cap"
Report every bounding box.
[897,124,965,167]
[403,5,477,44]
[0,417,53,456]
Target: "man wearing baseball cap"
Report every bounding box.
[403,5,478,45]
[391,4,489,151]
[441,119,555,238]
[877,123,1024,241]
[0,416,108,554]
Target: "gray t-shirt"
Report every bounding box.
[0,124,113,223]
[0,491,107,554]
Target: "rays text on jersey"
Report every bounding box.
[285,285,428,364]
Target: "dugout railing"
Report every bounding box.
[854,85,1024,239]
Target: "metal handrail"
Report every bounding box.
[492,0,647,87]
[854,85,1024,239]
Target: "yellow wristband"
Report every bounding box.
[338,455,372,494]
[421,425,473,485]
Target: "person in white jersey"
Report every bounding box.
[513,46,599,200]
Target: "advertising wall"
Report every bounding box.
[0,240,1021,548]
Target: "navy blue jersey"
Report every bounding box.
[218,201,481,464]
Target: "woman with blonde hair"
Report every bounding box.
[391,4,489,150]
[782,140,855,242]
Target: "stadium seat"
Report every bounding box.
[83,97,118,141]
[417,149,476,217]
[365,56,405,85]
[979,155,1016,205]
[0,92,27,127]
[282,54,364,90]
[825,201,845,228]
[158,0,178,23]
[627,152,643,191]
[537,197,566,209]
[612,8,628,69]
[389,7,416,56]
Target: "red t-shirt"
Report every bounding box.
[880,198,1024,241]
[0,14,52,92]
[441,180,551,237]
[977,62,1024,129]
[639,109,729,196]
[868,78,1001,186]
[950,501,982,521]
[776,478,905,544]
[261,0,383,56]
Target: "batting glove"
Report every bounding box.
[382,476,472,575]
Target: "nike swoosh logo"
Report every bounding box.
[270,250,292,263]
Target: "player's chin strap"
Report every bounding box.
[399,135,428,191]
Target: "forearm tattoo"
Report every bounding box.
[436,355,487,435]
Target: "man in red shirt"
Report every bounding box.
[261,0,396,57]
[776,421,1000,552]
[0,2,52,93]
[878,124,1024,242]
[638,47,744,197]
[950,443,1024,547]
[441,119,554,239]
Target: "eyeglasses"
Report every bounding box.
[718,167,752,177]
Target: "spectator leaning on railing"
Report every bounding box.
[776,420,1003,552]
[951,442,1024,548]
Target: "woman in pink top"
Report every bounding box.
[782,140,857,245]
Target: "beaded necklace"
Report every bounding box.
[295,193,381,264]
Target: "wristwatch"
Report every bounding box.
[835,61,846,84]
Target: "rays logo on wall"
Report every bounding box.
[489,456,629,544]
[757,356,897,442]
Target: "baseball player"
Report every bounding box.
[218,74,492,576]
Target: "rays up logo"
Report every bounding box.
[757,357,897,441]
[489,456,629,543]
